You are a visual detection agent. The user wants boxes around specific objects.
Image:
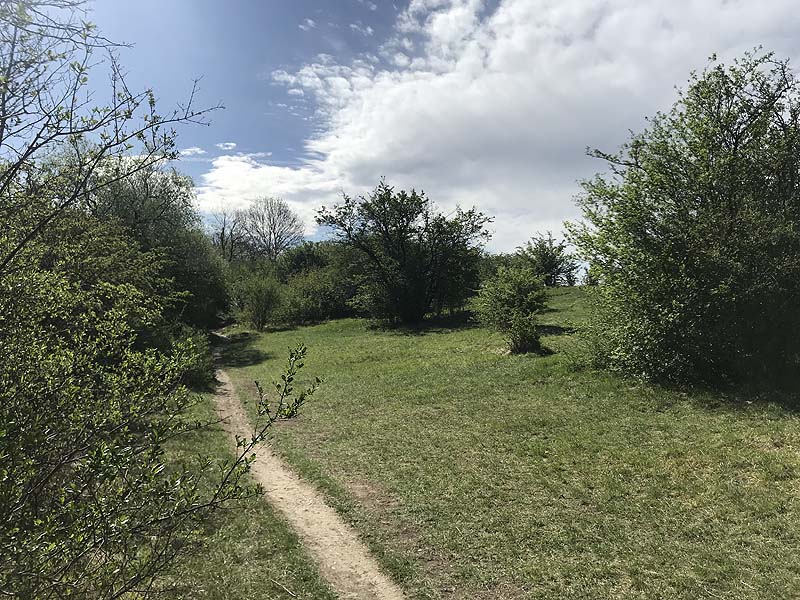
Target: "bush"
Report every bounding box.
[175,325,215,389]
[232,275,283,330]
[280,267,352,324]
[473,265,547,353]
[516,232,579,286]
[569,50,800,383]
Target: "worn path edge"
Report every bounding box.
[213,366,407,600]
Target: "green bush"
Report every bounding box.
[175,325,216,389]
[317,180,491,323]
[280,267,351,324]
[473,265,547,353]
[232,274,283,330]
[569,50,800,383]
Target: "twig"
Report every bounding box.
[269,578,297,597]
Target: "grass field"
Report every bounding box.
[162,393,337,600]
[222,288,800,599]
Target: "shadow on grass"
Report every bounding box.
[537,324,576,337]
[368,311,478,336]
[653,362,800,414]
[214,332,276,367]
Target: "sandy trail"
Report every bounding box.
[213,367,407,600]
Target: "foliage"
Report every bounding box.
[517,231,579,286]
[280,268,350,324]
[87,162,229,328]
[231,273,284,330]
[0,2,319,597]
[317,179,491,323]
[472,265,547,353]
[0,0,216,279]
[569,49,800,383]
[0,208,320,597]
[175,325,216,390]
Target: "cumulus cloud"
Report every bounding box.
[215,142,237,150]
[179,146,206,156]
[196,0,800,250]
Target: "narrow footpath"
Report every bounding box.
[213,367,407,600]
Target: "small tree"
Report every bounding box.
[569,49,800,382]
[473,265,547,353]
[317,179,491,323]
[242,197,304,261]
[517,232,578,286]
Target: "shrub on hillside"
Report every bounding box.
[517,232,579,286]
[473,265,547,353]
[569,50,800,383]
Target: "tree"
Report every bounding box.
[210,207,247,262]
[317,179,491,323]
[242,197,304,261]
[0,0,217,277]
[472,265,547,353]
[517,232,578,286]
[568,49,800,383]
[86,162,229,327]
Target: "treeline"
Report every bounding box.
[210,182,580,332]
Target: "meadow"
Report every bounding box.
[218,288,800,599]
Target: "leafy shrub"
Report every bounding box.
[317,180,491,323]
[175,325,215,389]
[232,274,283,330]
[517,232,579,286]
[473,265,547,353]
[569,50,800,383]
[280,267,352,324]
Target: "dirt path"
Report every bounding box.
[213,367,407,600]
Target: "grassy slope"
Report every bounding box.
[224,288,800,599]
[162,392,337,600]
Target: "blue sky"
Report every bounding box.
[90,0,397,175]
[89,0,800,251]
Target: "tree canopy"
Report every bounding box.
[569,49,800,383]
[317,179,491,323]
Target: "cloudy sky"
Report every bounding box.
[91,0,800,251]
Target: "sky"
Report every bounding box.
[89,0,800,251]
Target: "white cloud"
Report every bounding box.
[179,146,206,156]
[197,0,800,251]
[215,142,237,150]
[350,22,375,36]
[299,18,317,32]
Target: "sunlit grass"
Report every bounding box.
[224,288,800,599]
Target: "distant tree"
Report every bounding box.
[242,197,304,260]
[473,265,548,353]
[517,232,578,286]
[569,49,800,382]
[317,179,491,323]
[210,207,248,262]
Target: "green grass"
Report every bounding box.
[161,392,337,600]
[223,288,800,599]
